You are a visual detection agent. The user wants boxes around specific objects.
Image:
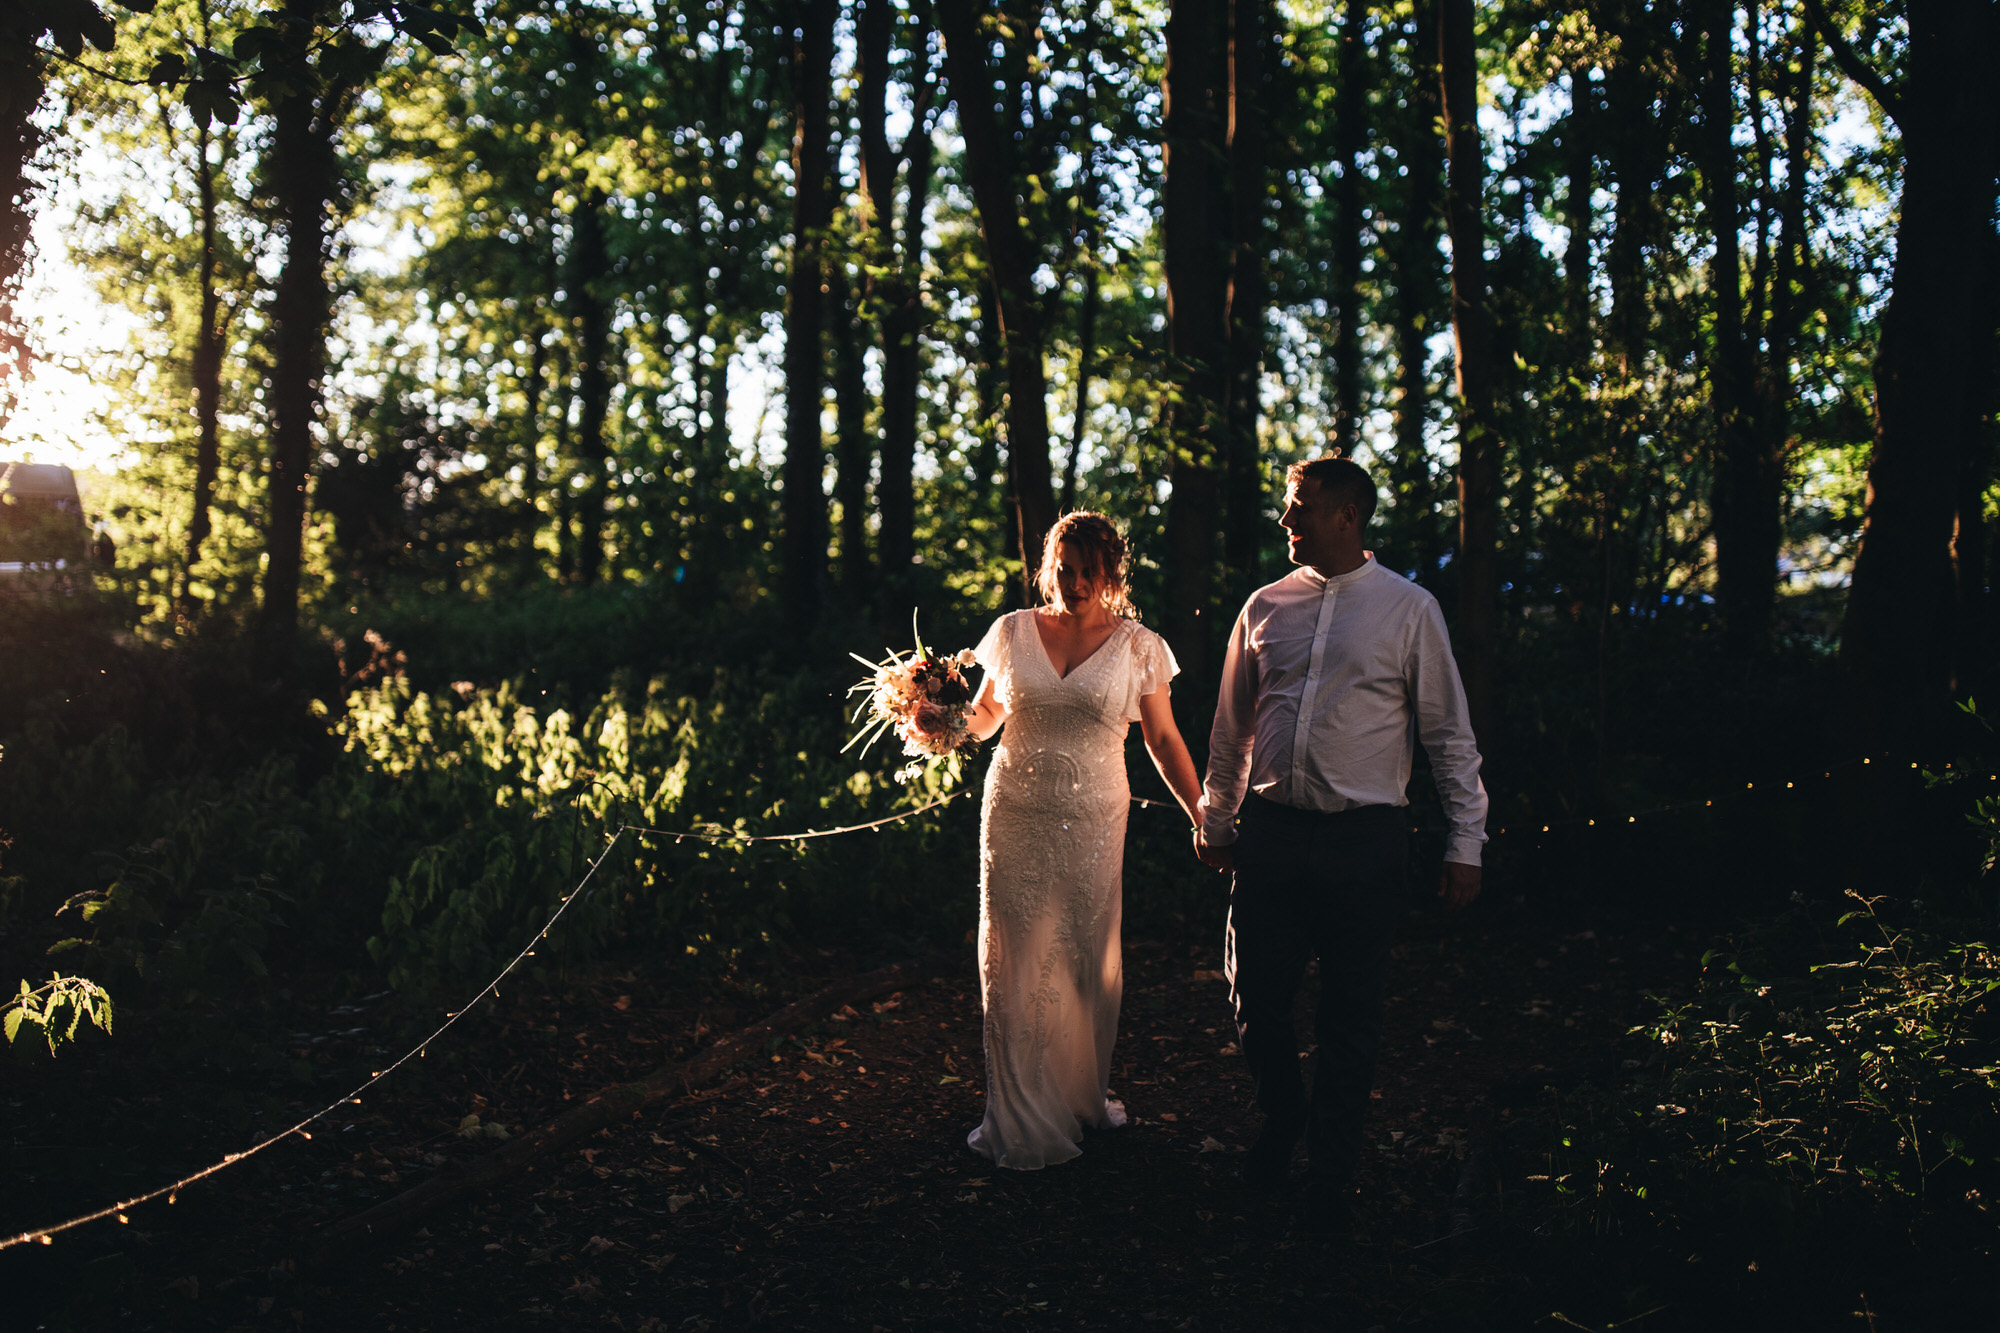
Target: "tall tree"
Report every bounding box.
[1328,0,1368,454]
[178,81,234,622]
[1813,0,2000,744]
[933,0,1058,598]
[1436,0,1498,744]
[781,0,837,630]
[256,1,387,669]
[566,186,613,584]
[1698,0,1781,656]
[1384,1,1445,578]
[858,0,935,602]
[1223,0,1270,600]
[1162,0,1232,677]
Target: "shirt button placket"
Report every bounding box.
[1291,578,1339,806]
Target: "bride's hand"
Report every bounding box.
[1193,831,1234,873]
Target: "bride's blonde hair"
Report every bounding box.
[1036,511,1140,620]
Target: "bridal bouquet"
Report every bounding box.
[845,615,980,767]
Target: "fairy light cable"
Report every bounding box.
[621,790,972,844]
[0,829,628,1253]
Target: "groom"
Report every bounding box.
[1193,453,1488,1226]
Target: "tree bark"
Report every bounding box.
[1162,0,1232,678]
[1223,0,1270,601]
[782,0,837,631]
[179,112,226,623]
[934,1,1057,598]
[834,271,872,603]
[1065,259,1097,514]
[1390,2,1445,579]
[568,190,612,585]
[1329,0,1367,454]
[1698,0,1779,656]
[1562,65,1594,349]
[860,1,934,602]
[0,24,41,390]
[1437,0,1498,746]
[257,20,343,672]
[1833,0,2000,747]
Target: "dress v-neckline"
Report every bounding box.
[1027,611,1124,682]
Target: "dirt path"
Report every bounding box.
[12,908,1695,1330]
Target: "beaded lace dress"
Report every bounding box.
[967,610,1178,1169]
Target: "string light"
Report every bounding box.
[1,829,629,1254]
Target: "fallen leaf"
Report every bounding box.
[1159,1112,1179,1122]
[612,996,632,1011]
[667,1194,696,1213]
[583,1235,615,1256]
[1192,969,1227,982]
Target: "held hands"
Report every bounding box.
[1192,830,1234,874]
[1439,860,1481,911]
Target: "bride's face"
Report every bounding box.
[1050,540,1104,614]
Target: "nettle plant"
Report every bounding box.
[5,974,114,1055]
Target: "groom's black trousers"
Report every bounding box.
[1224,794,1407,1183]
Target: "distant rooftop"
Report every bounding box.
[1,462,81,500]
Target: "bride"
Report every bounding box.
[961,512,1204,1168]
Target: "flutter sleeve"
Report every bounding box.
[1123,624,1181,721]
[973,612,1012,706]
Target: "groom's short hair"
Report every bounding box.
[1286,453,1378,526]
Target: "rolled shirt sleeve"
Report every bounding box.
[1408,598,1489,866]
[1199,600,1260,846]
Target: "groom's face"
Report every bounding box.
[1278,477,1351,569]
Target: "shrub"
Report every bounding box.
[1529,893,1999,1253]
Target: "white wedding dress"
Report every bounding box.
[967,609,1178,1169]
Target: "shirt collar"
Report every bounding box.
[1300,552,1377,590]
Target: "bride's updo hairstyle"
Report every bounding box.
[1036,511,1140,620]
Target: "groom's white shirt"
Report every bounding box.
[1198,555,1489,866]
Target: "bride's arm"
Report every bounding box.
[1137,688,1203,825]
[966,675,1007,742]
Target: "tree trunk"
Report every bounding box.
[861,1,934,602]
[569,190,612,585]
[1699,0,1779,656]
[0,31,40,390]
[781,0,837,631]
[1329,0,1367,454]
[179,113,226,623]
[1437,0,1498,746]
[1562,65,1594,348]
[1390,3,1445,579]
[935,1,1057,597]
[257,59,339,671]
[1162,0,1232,677]
[1836,0,2000,747]
[1065,260,1097,514]
[834,271,872,603]
[1224,0,1270,600]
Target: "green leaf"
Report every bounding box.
[147,53,188,86]
[3,1008,23,1044]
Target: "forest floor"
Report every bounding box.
[2,901,1944,1332]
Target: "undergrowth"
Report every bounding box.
[1526,893,1999,1267]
